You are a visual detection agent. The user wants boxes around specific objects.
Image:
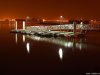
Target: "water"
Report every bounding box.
[0,21,100,75]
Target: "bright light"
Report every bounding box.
[60,16,63,19]
[43,19,46,22]
[26,43,30,53]
[65,42,73,48]
[34,36,41,41]
[68,42,73,48]
[58,48,63,60]
[81,22,83,25]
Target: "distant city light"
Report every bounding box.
[43,19,46,22]
[60,16,63,19]
[26,16,30,19]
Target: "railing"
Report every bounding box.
[26,24,89,32]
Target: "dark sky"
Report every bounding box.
[0,0,100,19]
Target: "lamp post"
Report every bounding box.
[73,21,77,38]
[26,16,30,26]
[80,22,83,33]
[60,16,64,31]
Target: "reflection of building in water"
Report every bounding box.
[14,33,30,53]
[26,35,87,60]
[15,34,26,43]
[23,35,26,43]
[15,34,18,43]
[26,35,87,50]
[59,48,63,60]
[26,43,30,53]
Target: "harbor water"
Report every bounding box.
[0,21,100,75]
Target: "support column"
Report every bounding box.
[73,22,77,34]
[23,21,26,30]
[15,21,17,30]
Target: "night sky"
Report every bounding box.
[0,0,100,20]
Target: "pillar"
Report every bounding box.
[23,21,26,30]
[15,21,17,30]
[73,22,76,34]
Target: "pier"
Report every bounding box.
[10,20,99,38]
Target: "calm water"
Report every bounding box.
[0,21,100,75]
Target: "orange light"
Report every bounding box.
[43,19,46,22]
[56,20,60,22]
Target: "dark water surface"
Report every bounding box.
[0,22,100,75]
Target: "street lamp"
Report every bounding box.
[26,16,30,26]
[60,16,63,19]
[60,16,64,31]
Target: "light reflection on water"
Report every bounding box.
[26,35,87,49]
[15,34,18,43]
[59,48,63,60]
[14,31,86,60]
[23,35,26,43]
[12,34,87,60]
[26,42,30,53]
[9,22,88,60]
[26,35,87,60]
[1,21,100,75]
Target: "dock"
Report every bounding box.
[10,21,86,38]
